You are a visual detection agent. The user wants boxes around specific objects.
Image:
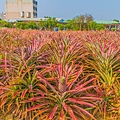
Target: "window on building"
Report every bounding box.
[33,0,37,5]
[21,11,24,18]
[33,12,37,17]
[27,12,31,18]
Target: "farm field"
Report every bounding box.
[0,29,120,120]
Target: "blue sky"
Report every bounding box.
[0,0,120,20]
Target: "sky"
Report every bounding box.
[0,0,120,20]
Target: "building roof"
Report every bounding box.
[8,18,66,23]
[6,0,17,2]
[94,20,119,24]
[6,0,37,2]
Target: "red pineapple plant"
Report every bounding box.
[26,37,101,120]
[0,31,48,120]
[84,31,120,119]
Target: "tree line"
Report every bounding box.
[0,14,106,30]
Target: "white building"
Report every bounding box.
[6,0,37,20]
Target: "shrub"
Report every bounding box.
[25,22,39,29]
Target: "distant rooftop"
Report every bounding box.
[8,18,67,23]
[6,0,37,2]
[94,20,119,24]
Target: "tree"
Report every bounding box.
[0,20,13,28]
[73,14,93,30]
[74,15,85,30]
[89,21,105,31]
[113,19,119,23]
[66,19,76,30]
[57,23,65,30]
[25,22,38,29]
[39,17,58,30]
[47,17,57,30]
[85,14,93,30]
[16,22,26,29]
[89,21,97,30]
[95,24,105,30]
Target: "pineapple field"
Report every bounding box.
[0,29,120,120]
